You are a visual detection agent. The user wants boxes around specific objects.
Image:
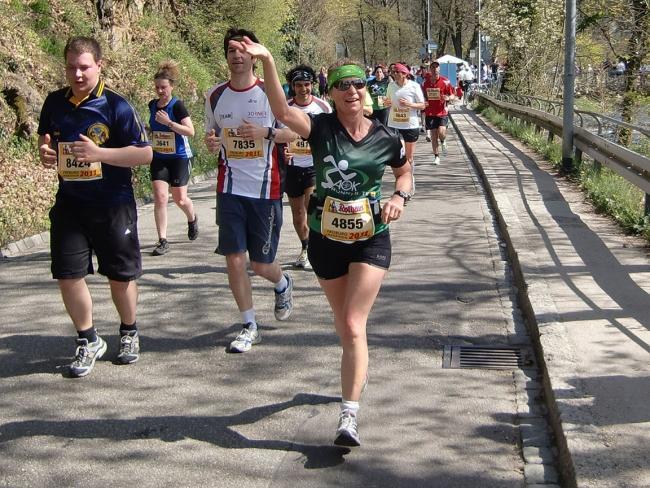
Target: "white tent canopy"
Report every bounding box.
[436,54,470,67]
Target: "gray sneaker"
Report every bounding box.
[441,140,448,155]
[334,409,361,447]
[274,273,294,321]
[69,336,107,378]
[229,323,261,353]
[117,332,140,364]
[152,239,169,256]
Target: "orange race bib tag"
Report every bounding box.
[427,88,441,100]
[57,142,102,181]
[391,107,409,123]
[289,138,311,156]
[321,196,375,243]
[224,128,264,159]
[152,131,176,154]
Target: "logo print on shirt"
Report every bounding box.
[320,155,368,195]
[87,123,109,145]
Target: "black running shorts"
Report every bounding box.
[49,201,142,281]
[398,128,420,143]
[285,165,315,198]
[308,228,391,280]
[425,116,449,130]
[150,157,191,187]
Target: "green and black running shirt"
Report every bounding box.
[307,112,406,241]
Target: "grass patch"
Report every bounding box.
[476,102,650,240]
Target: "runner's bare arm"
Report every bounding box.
[228,37,311,140]
[71,135,152,167]
[381,162,412,224]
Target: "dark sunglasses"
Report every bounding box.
[333,79,366,91]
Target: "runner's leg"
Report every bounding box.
[226,252,254,312]
[58,278,93,331]
[153,180,169,240]
[109,279,138,325]
[319,262,386,401]
[171,185,196,222]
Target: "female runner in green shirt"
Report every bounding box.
[228,36,412,448]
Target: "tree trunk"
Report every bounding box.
[359,0,368,65]
[617,0,649,146]
[451,1,463,57]
[396,0,402,55]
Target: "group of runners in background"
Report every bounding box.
[37,27,467,449]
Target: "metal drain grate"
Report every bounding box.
[442,345,533,370]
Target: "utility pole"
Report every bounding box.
[562,0,576,172]
[476,0,483,78]
[427,0,431,56]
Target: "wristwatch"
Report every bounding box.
[266,127,277,141]
[393,190,411,203]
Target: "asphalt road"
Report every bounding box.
[0,129,531,487]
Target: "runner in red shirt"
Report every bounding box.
[422,61,455,165]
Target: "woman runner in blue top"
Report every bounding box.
[148,60,198,256]
[228,36,412,448]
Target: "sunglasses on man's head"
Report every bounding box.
[333,79,366,91]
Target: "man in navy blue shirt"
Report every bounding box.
[38,36,152,377]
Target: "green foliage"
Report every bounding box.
[30,0,52,30]
[59,0,94,36]
[39,36,64,57]
[29,0,49,15]
[580,165,649,238]
[477,102,650,240]
[9,0,26,12]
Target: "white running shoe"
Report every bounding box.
[229,324,261,353]
[441,140,448,155]
[433,156,441,165]
[334,409,360,447]
[294,249,311,270]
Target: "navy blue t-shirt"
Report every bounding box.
[38,80,149,206]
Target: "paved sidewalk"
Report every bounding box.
[452,108,650,488]
[0,131,533,487]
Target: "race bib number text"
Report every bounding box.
[152,131,176,154]
[224,128,264,159]
[321,196,375,243]
[391,107,409,123]
[427,88,441,100]
[289,138,311,156]
[57,142,102,181]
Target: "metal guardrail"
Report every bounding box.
[481,91,650,142]
[476,93,650,215]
